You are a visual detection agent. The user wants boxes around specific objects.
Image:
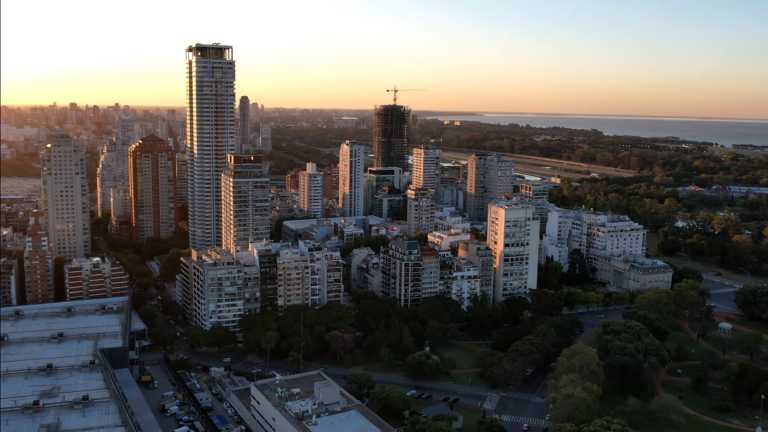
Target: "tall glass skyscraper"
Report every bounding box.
[185,43,236,250]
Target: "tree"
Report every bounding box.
[346,372,375,401]
[734,331,764,361]
[548,373,602,425]
[580,417,631,432]
[566,249,591,284]
[261,331,280,367]
[539,259,564,291]
[735,284,768,321]
[188,326,208,349]
[476,418,505,432]
[532,289,564,317]
[149,317,175,349]
[595,320,669,398]
[208,325,237,350]
[402,416,453,432]
[325,330,355,362]
[552,344,604,388]
[369,385,411,425]
[405,350,443,380]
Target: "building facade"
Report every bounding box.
[406,187,435,236]
[466,153,515,220]
[96,139,129,218]
[373,104,410,170]
[41,133,91,259]
[128,135,177,240]
[486,201,540,301]
[64,257,130,301]
[298,162,324,218]
[412,145,441,191]
[221,154,271,253]
[23,214,54,304]
[381,239,423,307]
[238,95,250,153]
[177,248,260,331]
[186,43,236,251]
[0,257,19,306]
[338,140,365,217]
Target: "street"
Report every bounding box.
[702,273,742,314]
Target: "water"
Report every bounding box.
[433,114,768,147]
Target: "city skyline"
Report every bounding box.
[2,1,767,119]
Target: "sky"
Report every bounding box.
[2,0,767,119]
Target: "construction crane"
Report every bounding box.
[386,85,425,105]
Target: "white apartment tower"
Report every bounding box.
[177,248,260,331]
[466,153,516,220]
[412,145,441,191]
[338,140,365,217]
[486,200,540,302]
[41,133,91,259]
[298,162,324,218]
[185,43,236,251]
[406,187,435,236]
[221,154,271,253]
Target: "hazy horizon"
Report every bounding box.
[2,0,767,119]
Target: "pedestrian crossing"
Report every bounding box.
[494,414,550,427]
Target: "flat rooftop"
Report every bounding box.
[252,370,394,432]
[1,297,133,432]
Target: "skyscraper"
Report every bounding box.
[239,95,250,153]
[298,162,324,218]
[466,153,516,220]
[41,133,91,259]
[96,139,129,218]
[486,200,540,302]
[338,140,365,217]
[221,154,271,253]
[411,145,441,191]
[128,134,177,240]
[185,43,236,251]
[373,104,410,170]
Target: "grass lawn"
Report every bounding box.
[601,394,743,432]
[434,341,488,370]
[663,380,759,427]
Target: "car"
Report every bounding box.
[223,357,232,364]
[406,390,418,397]
[522,424,530,431]
[441,396,451,402]
[450,397,460,404]
[416,392,425,399]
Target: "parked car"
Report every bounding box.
[406,390,418,397]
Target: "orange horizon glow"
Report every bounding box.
[2,1,767,120]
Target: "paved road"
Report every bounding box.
[702,273,742,314]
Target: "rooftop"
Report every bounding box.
[252,370,394,432]
[0,297,138,432]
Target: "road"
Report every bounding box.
[702,273,742,314]
[181,349,549,430]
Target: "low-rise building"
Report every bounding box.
[64,257,130,301]
[601,256,673,292]
[228,370,394,432]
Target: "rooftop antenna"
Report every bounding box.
[385,85,425,105]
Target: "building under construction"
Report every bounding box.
[373,104,411,171]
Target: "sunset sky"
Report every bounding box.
[2,0,767,119]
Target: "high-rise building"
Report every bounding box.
[128,135,177,240]
[41,133,91,259]
[109,186,131,235]
[457,240,494,300]
[221,154,271,253]
[381,238,423,307]
[406,187,435,236]
[298,162,324,218]
[96,139,129,218]
[366,166,403,214]
[373,104,410,170]
[23,214,53,304]
[338,140,365,217]
[177,248,260,331]
[186,43,236,251]
[0,257,19,306]
[412,145,441,191]
[175,152,188,209]
[486,200,540,302]
[64,257,129,301]
[466,153,516,220]
[238,95,250,153]
[258,124,272,153]
[519,180,553,235]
